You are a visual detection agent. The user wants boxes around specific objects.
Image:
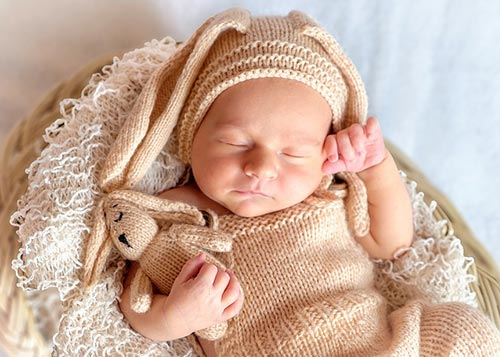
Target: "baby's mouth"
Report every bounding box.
[233,190,271,198]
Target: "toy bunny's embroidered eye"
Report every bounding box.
[118,233,133,248]
[114,212,124,222]
[112,203,118,208]
[201,210,214,227]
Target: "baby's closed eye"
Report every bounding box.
[219,140,249,148]
[216,133,251,148]
[279,151,310,159]
[279,144,320,159]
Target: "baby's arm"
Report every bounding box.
[323,117,413,260]
[120,253,244,341]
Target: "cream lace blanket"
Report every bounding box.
[11,38,477,356]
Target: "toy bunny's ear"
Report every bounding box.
[100,8,251,192]
[82,199,114,286]
[288,10,368,132]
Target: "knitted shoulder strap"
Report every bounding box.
[340,172,370,238]
[315,172,370,238]
[99,8,251,192]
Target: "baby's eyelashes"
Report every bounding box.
[216,135,251,146]
[285,154,307,159]
[279,151,310,159]
[217,139,250,149]
[224,142,249,148]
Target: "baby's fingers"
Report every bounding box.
[336,130,356,161]
[365,117,382,140]
[175,253,206,284]
[348,124,366,155]
[322,159,346,175]
[222,279,244,320]
[196,262,219,284]
[221,270,242,307]
[324,134,338,162]
[213,267,230,292]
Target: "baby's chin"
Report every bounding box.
[226,200,292,218]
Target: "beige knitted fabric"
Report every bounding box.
[202,179,500,356]
[98,8,367,191]
[83,175,500,355]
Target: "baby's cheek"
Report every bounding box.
[202,156,239,188]
[281,167,321,199]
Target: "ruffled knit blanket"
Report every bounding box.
[11,37,480,356]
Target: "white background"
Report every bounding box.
[1,0,499,297]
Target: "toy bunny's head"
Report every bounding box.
[103,199,159,261]
[82,196,159,287]
[82,190,205,287]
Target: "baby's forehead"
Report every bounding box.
[204,78,332,125]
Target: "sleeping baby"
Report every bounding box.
[84,8,500,356]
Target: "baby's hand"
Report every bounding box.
[164,253,244,337]
[322,117,386,174]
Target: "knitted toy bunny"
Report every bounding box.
[82,189,232,340]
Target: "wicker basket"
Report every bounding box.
[1,56,499,356]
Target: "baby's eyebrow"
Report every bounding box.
[287,135,323,146]
[214,123,244,131]
[213,123,251,136]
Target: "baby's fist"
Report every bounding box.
[165,253,244,339]
[322,117,386,174]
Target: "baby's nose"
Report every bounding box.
[243,149,278,180]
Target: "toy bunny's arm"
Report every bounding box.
[130,265,154,313]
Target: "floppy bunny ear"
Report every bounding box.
[288,10,368,133]
[100,8,251,192]
[82,199,114,286]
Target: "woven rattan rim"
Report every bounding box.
[1,55,499,354]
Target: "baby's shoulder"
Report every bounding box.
[158,185,199,203]
[158,185,230,216]
[157,185,206,211]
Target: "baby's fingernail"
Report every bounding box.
[328,154,337,161]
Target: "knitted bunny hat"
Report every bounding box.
[99,8,367,192]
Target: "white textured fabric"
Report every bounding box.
[10,37,477,356]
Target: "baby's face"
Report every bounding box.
[191,78,331,217]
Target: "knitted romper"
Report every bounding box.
[186,178,500,356]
